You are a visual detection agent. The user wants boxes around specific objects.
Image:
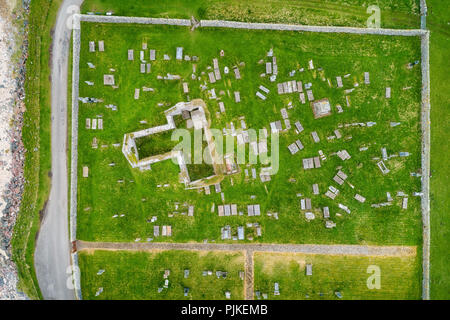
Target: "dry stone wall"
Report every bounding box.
[80,15,191,26]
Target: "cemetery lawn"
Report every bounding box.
[81,0,420,29]
[78,249,245,299]
[253,252,421,300]
[77,22,423,247]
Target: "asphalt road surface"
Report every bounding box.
[34,0,83,300]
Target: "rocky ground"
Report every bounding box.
[0,0,30,300]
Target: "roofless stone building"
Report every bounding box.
[122,99,225,189]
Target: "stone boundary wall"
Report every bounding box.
[420,31,430,300]
[79,14,191,26]
[199,20,426,37]
[70,15,82,300]
[69,14,431,300]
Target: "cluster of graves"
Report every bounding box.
[128,45,196,62]
[264,52,413,229]
[89,40,105,53]
[121,99,225,188]
[203,55,243,106]
[373,146,411,175]
[218,204,238,216]
[157,269,172,293]
[302,156,321,170]
[256,260,345,299]
[299,195,337,228]
[258,48,278,82]
[80,34,417,243]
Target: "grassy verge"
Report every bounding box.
[254,251,421,299]
[427,0,450,300]
[11,0,62,299]
[78,249,245,299]
[80,0,420,29]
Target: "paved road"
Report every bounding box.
[34,0,83,300]
[76,241,416,257]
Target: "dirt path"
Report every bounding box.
[76,240,416,257]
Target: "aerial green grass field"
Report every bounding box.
[78,250,245,299]
[253,252,421,299]
[76,22,422,246]
[81,0,420,29]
